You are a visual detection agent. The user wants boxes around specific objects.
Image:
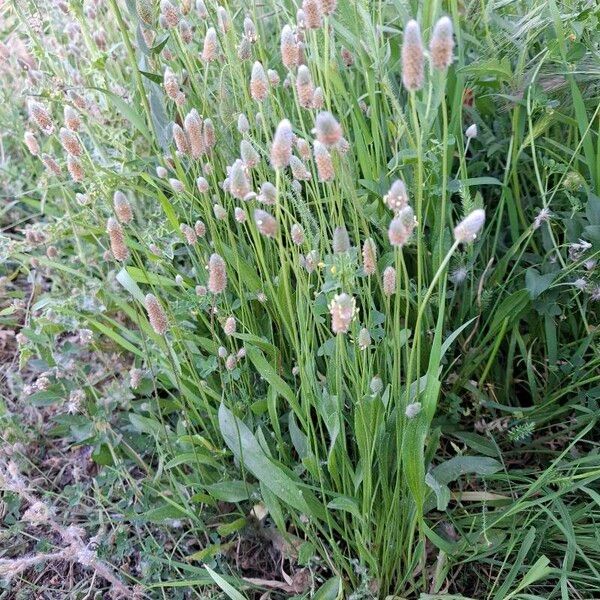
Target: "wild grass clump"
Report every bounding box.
[1,0,599,598]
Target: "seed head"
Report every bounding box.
[238,113,250,134]
[250,61,269,102]
[59,127,82,156]
[223,316,236,335]
[145,293,169,334]
[64,106,81,131]
[114,191,133,223]
[291,223,305,245]
[24,131,40,156]
[234,207,246,222]
[341,47,354,67]
[194,220,206,237]
[76,192,89,205]
[196,0,208,19]
[213,203,227,220]
[217,6,230,33]
[258,181,277,205]
[280,25,299,70]
[362,238,377,275]
[358,327,371,350]
[405,402,422,418]
[179,19,194,44]
[296,138,311,161]
[225,354,237,371]
[320,0,337,15]
[238,35,252,60]
[454,209,485,243]
[382,266,396,296]
[254,209,278,238]
[172,123,189,155]
[303,0,322,29]
[332,225,350,253]
[67,155,84,181]
[107,217,128,261]
[160,0,179,28]
[208,253,227,294]
[289,155,311,181]
[296,65,314,108]
[370,375,383,394]
[203,118,216,150]
[270,119,293,169]
[465,123,478,139]
[170,178,185,193]
[313,140,334,181]
[430,16,454,70]
[388,206,416,247]
[268,69,281,86]
[384,179,409,212]
[156,166,168,178]
[202,27,218,61]
[312,86,324,109]
[164,68,180,99]
[184,109,204,159]
[244,16,257,42]
[314,111,342,147]
[28,100,54,134]
[196,177,209,193]
[180,223,197,245]
[240,139,260,168]
[229,159,252,200]
[196,284,207,296]
[402,20,424,91]
[454,208,485,244]
[329,293,356,334]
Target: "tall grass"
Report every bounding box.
[1,0,599,598]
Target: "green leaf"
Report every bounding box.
[129,413,164,437]
[204,565,248,600]
[205,481,255,502]
[91,87,152,143]
[431,456,502,485]
[327,496,363,521]
[313,577,342,600]
[525,268,557,299]
[218,404,312,515]
[245,345,304,425]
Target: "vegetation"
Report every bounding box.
[1,0,599,598]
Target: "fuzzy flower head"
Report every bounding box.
[302,0,322,29]
[208,253,227,294]
[358,327,371,350]
[28,99,54,134]
[184,109,204,159]
[280,24,299,70]
[314,111,342,147]
[289,155,311,181]
[24,131,40,156]
[64,106,81,131]
[402,20,424,91]
[250,61,269,102]
[314,140,334,181]
[388,206,416,247]
[107,217,128,261]
[332,225,350,253]
[113,191,133,223]
[145,293,168,334]
[454,209,486,243]
[258,181,277,205]
[465,123,478,139]
[240,139,260,169]
[384,179,409,212]
[202,27,218,61]
[362,238,377,275]
[429,16,454,70]
[270,119,293,169]
[296,64,314,108]
[291,223,305,245]
[229,159,252,200]
[254,209,278,238]
[329,293,357,334]
[383,266,396,296]
[59,127,82,156]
